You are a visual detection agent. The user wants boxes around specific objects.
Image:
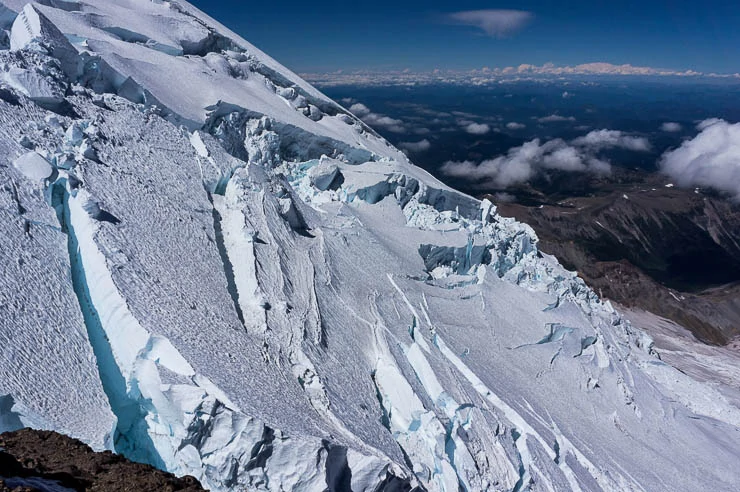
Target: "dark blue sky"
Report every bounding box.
[190,1,740,74]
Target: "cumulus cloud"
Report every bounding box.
[697,118,723,130]
[506,122,526,130]
[572,129,652,152]
[464,122,491,135]
[399,139,432,152]
[440,128,651,188]
[349,103,406,133]
[661,122,682,132]
[660,118,740,199]
[364,114,404,130]
[349,103,371,116]
[537,114,576,123]
[441,138,611,188]
[448,9,533,38]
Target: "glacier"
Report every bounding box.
[0,1,739,491]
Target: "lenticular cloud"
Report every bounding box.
[660,118,740,199]
[448,9,533,38]
[572,129,652,152]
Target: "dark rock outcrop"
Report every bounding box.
[0,429,206,492]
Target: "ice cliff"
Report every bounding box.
[0,1,739,491]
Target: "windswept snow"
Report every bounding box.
[0,1,739,491]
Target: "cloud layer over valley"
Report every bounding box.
[441,130,651,188]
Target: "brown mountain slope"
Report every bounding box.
[496,185,740,345]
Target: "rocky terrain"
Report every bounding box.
[0,428,205,492]
[496,172,740,345]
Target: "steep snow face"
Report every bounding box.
[1,0,400,155]
[0,1,739,491]
[0,98,114,447]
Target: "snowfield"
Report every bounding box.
[0,1,739,491]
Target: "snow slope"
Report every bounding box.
[0,1,739,491]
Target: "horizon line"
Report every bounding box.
[299,62,740,86]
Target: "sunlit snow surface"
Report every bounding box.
[0,1,739,491]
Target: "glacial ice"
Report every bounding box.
[0,395,24,433]
[12,151,52,181]
[0,1,739,491]
[308,160,340,191]
[3,67,64,106]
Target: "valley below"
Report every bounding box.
[495,171,740,345]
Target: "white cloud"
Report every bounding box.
[349,102,406,133]
[493,192,516,202]
[302,63,710,88]
[349,103,370,116]
[697,118,723,130]
[543,145,586,171]
[452,110,479,118]
[537,114,576,123]
[440,127,651,188]
[572,129,652,152]
[464,122,491,135]
[366,115,404,127]
[661,122,682,132]
[440,138,611,188]
[506,122,526,130]
[399,139,432,152]
[585,157,612,174]
[660,118,740,199]
[448,9,533,38]
[514,62,701,77]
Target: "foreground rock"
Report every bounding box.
[0,429,205,492]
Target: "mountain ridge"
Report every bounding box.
[497,182,740,345]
